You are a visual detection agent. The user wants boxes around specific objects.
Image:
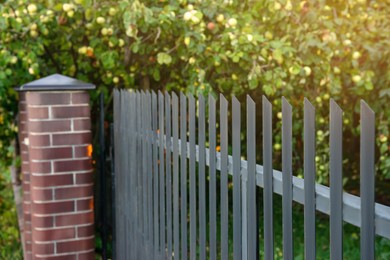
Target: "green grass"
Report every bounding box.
[0,164,23,259]
[203,189,390,259]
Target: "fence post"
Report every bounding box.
[16,74,96,259]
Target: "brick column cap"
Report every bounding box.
[15,74,95,92]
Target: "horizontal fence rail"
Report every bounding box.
[113,89,390,260]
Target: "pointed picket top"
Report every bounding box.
[220,93,228,106]
[199,93,205,105]
[330,99,343,114]
[209,94,216,107]
[16,73,95,91]
[361,100,375,117]
[262,95,272,111]
[171,92,178,103]
[304,97,315,111]
[180,91,186,100]
[246,95,255,108]
[152,90,157,100]
[282,96,292,112]
[232,95,240,107]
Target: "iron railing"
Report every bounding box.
[113,89,390,259]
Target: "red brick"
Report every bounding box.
[21,152,29,162]
[30,161,51,174]
[52,133,91,146]
[33,201,74,214]
[19,111,27,122]
[25,242,32,251]
[72,93,89,104]
[56,237,94,253]
[27,92,71,105]
[23,206,32,217]
[22,172,30,181]
[29,135,51,147]
[24,192,31,201]
[27,107,49,119]
[75,172,93,184]
[24,232,32,241]
[74,145,92,158]
[31,189,53,201]
[33,227,75,241]
[19,92,26,101]
[73,119,91,131]
[29,120,71,133]
[78,250,95,259]
[31,174,73,187]
[77,198,93,211]
[56,211,94,227]
[32,216,54,228]
[52,106,90,119]
[33,242,55,255]
[30,147,72,160]
[54,159,92,173]
[55,185,93,200]
[19,102,27,111]
[21,164,30,174]
[77,225,94,238]
[23,182,31,191]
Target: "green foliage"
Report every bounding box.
[0,164,22,259]
[0,1,389,184]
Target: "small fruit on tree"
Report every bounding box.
[274,2,282,10]
[207,22,216,31]
[352,75,361,83]
[78,46,87,54]
[352,51,361,59]
[184,37,191,46]
[216,14,224,23]
[303,66,312,76]
[227,18,237,28]
[27,4,37,14]
[101,28,108,36]
[109,8,117,16]
[96,17,105,24]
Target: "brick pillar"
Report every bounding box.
[18,92,33,259]
[16,74,95,259]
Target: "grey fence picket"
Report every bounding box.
[263,96,274,260]
[113,91,389,260]
[360,100,375,260]
[198,95,207,260]
[208,95,217,260]
[282,97,293,260]
[152,91,159,258]
[142,92,148,257]
[158,91,166,258]
[189,94,197,260]
[172,93,179,259]
[247,96,257,260]
[330,99,343,260]
[166,93,173,259]
[304,98,316,260]
[232,96,242,260]
[220,94,229,260]
[180,93,188,260]
[147,91,153,256]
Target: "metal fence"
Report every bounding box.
[112,89,390,259]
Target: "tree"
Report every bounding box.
[0,0,389,188]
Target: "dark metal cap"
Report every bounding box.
[15,74,96,91]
